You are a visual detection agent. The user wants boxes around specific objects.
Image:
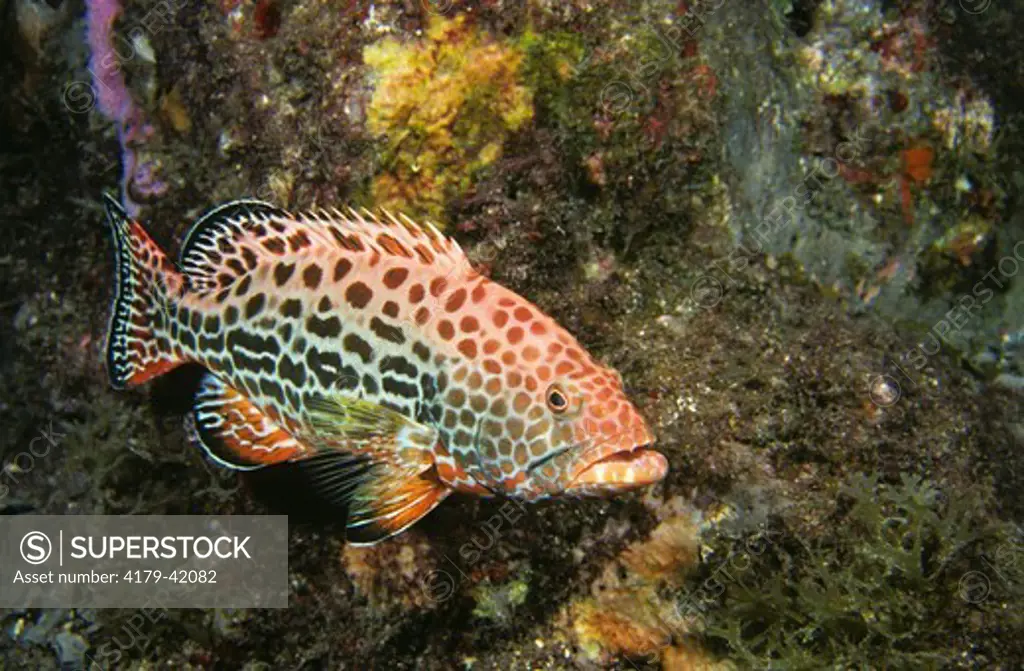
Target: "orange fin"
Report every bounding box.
[304,393,450,544]
[346,466,451,545]
[188,374,308,470]
[102,193,187,388]
[301,455,451,545]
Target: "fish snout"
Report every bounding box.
[564,410,666,495]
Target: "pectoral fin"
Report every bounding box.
[304,394,451,545]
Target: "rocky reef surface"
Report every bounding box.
[1,0,1023,668]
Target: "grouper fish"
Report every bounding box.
[102,194,668,544]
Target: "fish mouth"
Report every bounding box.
[567,446,668,493]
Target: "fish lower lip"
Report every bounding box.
[572,447,667,488]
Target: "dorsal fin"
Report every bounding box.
[297,207,471,276]
[178,201,473,295]
[179,199,290,293]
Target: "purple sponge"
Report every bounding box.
[85,0,166,215]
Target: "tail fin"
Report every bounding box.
[103,193,187,389]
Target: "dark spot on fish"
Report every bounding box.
[259,377,286,405]
[199,332,225,352]
[245,293,266,319]
[235,275,252,297]
[203,314,220,334]
[383,376,418,400]
[412,341,430,363]
[263,237,286,254]
[215,288,230,304]
[453,430,475,450]
[334,258,352,282]
[379,355,417,379]
[274,262,295,286]
[280,299,302,319]
[335,365,360,390]
[278,322,293,341]
[345,281,373,309]
[438,320,455,340]
[318,296,332,312]
[457,339,478,359]
[227,258,245,275]
[305,347,346,388]
[189,311,202,333]
[383,267,409,289]
[225,306,240,327]
[383,300,400,318]
[419,373,436,401]
[430,277,448,297]
[302,264,322,290]
[234,375,254,397]
[278,355,306,387]
[343,332,374,364]
[285,386,302,411]
[445,288,466,312]
[370,316,405,344]
[180,329,197,351]
[409,284,425,304]
[447,388,466,408]
[288,230,311,252]
[307,314,342,339]
[362,374,379,395]
[331,229,365,252]
[241,246,258,269]
[227,328,281,357]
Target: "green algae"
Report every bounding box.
[470,574,529,622]
[692,473,1024,669]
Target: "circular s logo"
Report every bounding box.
[20,531,52,565]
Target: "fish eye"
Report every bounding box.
[546,385,569,414]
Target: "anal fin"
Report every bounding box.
[188,374,307,470]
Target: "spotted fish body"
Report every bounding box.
[103,194,668,544]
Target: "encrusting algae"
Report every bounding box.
[565,500,730,668]
[363,15,533,222]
